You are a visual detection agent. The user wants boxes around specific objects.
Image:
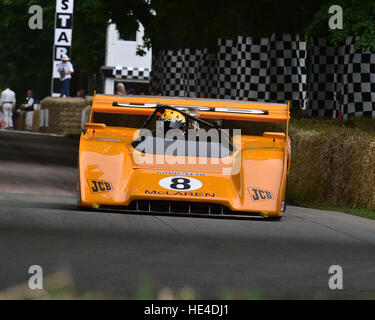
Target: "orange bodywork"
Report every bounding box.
[78,94,291,218]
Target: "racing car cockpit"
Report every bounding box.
[131,105,235,158]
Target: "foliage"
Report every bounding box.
[139,0,325,52]
[0,0,372,101]
[0,0,109,99]
[305,0,375,52]
[0,0,54,99]
[0,0,156,98]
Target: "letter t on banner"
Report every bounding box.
[51,0,74,96]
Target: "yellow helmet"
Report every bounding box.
[159,109,186,130]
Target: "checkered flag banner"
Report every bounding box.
[217,34,308,108]
[195,50,218,98]
[309,36,375,119]
[235,36,270,101]
[308,38,336,117]
[151,49,185,96]
[150,48,217,97]
[266,34,308,109]
[151,33,308,109]
[151,34,375,118]
[217,38,238,99]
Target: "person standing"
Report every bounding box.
[23,89,35,131]
[57,54,74,97]
[0,85,16,129]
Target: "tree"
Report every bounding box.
[0,0,111,99]
[305,0,375,51]
[0,0,155,99]
[131,0,326,52]
[0,0,55,99]
[0,0,343,100]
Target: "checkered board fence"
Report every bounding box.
[151,35,375,118]
[151,49,218,98]
[151,34,308,108]
[217,34,307,108]
[102,66,151,81]
[309,37,375,119]
[309,38,336,117]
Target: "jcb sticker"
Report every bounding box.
[88,180,113,193]
[248,188,273,201]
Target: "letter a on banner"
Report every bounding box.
[51,0,74,96]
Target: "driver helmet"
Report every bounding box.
[159,109,186,132]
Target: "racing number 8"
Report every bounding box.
[159,176,202,191]
[170,178,191,190]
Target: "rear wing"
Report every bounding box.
[91,94,290,124]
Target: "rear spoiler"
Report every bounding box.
[91,94,290,124]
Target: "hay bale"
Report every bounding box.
[288,128,325,203]
[345,133,375,208]
[13,112,25,131]
[32,109,40,132]
[41,97,88,134]
[84,96,93,106]
[288,125,375,210]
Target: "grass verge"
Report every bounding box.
[287,190,375,220]
[304,203,375,220]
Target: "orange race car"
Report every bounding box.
[78,94,291,220]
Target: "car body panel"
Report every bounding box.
[78,94,291,218]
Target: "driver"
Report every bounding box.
[158,109,187,134]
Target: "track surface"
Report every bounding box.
[0,130,375,299]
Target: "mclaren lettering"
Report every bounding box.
[145,190,215,197]
[156,171,206,176]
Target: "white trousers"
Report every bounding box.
[2,103,13,128]
[25,111,34,131]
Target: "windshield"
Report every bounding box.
[131,106,235,158]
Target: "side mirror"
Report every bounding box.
[84,123,106,129]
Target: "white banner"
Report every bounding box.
[51,0,74,96]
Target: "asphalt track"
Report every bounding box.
[0,130,375,299]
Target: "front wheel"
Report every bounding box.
[76,168,83,210]
[266,215,282,221]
